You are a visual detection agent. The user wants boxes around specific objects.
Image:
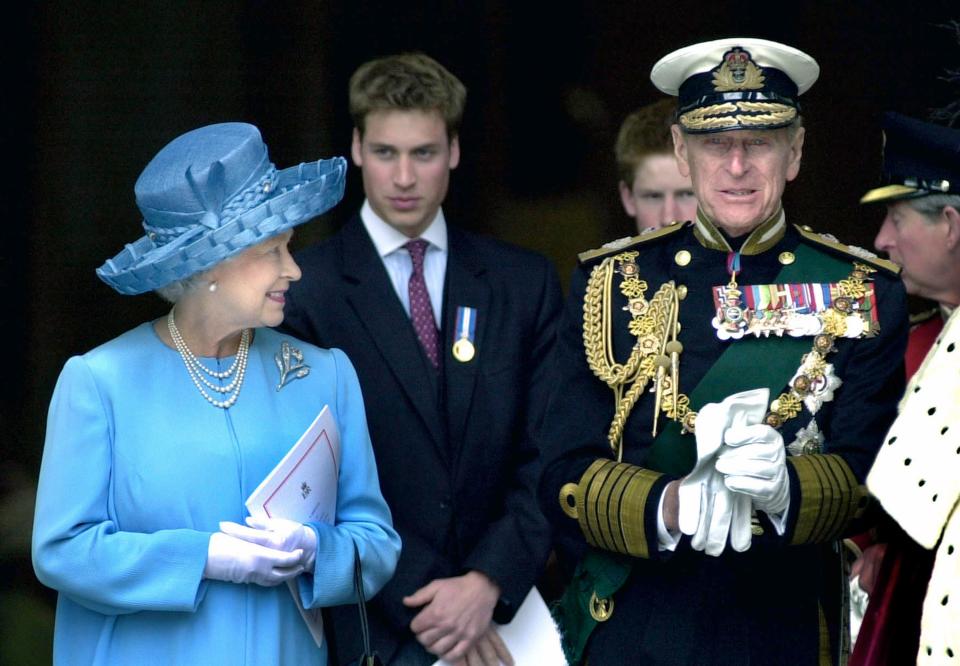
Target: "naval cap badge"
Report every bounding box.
[712,47,766,92]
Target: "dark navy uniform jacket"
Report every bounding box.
[539,212,908,665]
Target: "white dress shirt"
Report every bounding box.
[360,200,448,325]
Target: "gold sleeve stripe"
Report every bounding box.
[581,460,617,550]
[607,465,644,554]
[569,459,663,559]
[598,466,635,553]
[789,454,862,544]
[804,455,842,544]
[824,455,863,540]
[595,462,632,551]
[620,468,661,559]
[801,454,854,543]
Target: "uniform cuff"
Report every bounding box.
[561,459,665,559]
[788,454,868,544]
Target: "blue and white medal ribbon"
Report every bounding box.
[452,306,477,362]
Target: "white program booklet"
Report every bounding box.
[245,405,341,648]
[432,588,567,665]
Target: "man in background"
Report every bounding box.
[615,98,697,233]
[850,112,960,665]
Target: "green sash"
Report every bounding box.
[647,243,855,475]
[553,548,632,665]
[555,243,857,664]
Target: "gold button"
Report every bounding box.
[559,483,579,519]
[589,592,614,622]
[801,225,813,232]
[674,250,692,267]
[677,285,688,300]
[751,523,765,536]
[778,251,795,265]
[669,219,679,226]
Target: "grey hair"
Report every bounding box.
[154,273,207,304]
[906,193,960,220]
[785,116,804,139]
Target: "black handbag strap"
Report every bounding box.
[353,541,380,665]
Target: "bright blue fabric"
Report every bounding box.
[32,323,400,665]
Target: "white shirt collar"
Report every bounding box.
[360,200,448,258]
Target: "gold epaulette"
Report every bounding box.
[577,221,688,264]
[794,224,901,276]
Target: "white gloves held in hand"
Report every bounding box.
[678,389,768,556]
[204,516,318,587]
[220,516,319,573]
[678,388,791,556]
[204,531,304,586]
[717,424,790,518]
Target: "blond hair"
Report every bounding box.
[349,53,467,139]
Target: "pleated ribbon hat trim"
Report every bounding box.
[97,122,346,295]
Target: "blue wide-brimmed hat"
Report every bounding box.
[97,122,347,295]
[860,112,960,204]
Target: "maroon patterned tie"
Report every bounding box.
[404,239,439,369]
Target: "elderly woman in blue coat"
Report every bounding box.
[31,123,401,665]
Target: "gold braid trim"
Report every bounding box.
[583,251,873,465]
[679,115,741,131]
[736,110,797,127]
[736,101,794,114]
[680,101,796,131]
[679,102,739,120]
[583,253,685,458]
[607,365,654,453]
[788,454,867,544]
[763,262,878,429]
[571,459,663,559]
[583,257,644,387]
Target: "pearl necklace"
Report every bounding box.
[167,309,251,409]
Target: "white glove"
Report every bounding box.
[219,516,318,573]
[678,388,769,556]
[716,423,790,529]
[203,531,305,586]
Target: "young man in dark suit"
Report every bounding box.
[280,53,561,666]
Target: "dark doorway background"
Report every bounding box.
[3,2,958,661]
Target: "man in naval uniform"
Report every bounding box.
[538,38,909,665]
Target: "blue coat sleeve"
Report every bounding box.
[32,356,211,615]
[299,348,401,607]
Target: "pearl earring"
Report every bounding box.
[208,281,218,293]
